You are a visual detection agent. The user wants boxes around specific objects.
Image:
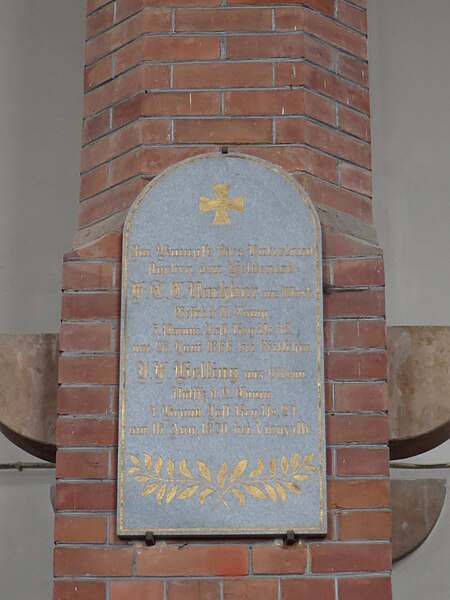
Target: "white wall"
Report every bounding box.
[368,1,450,598]
[369,0,450,327]
[0,2,85,599]
[0,0,83,334]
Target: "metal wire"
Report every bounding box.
[390,462,450,469]
[0,462,55,471]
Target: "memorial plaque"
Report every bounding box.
[117,153,326,537]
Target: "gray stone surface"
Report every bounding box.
[117,153,326,537]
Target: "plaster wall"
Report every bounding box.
[368,1,450,597]
[0,2,84,599]
[369,0,450,327]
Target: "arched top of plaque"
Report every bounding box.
[124,152,320,251]
[118,153,326,538]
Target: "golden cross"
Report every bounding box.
[199,184,244,225]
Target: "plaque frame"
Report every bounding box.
[117,153,326,538]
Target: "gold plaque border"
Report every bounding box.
[118,153,325,536]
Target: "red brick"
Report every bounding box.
[56,417,117,446]
[325,382,333,411]
[304,91,337,125]
[224,579,278,600]
[54,547,132,576]
[323,320,332,350]
[110,580,164,600]
[115,36,220,74]
[87,10,173,66]
[56,481,116,511]
[229,0,334,14]
[339,576,392,600]
[60,323,112,353]
[154,0,222,3]
[62,262,115,290]
[174,118,273,144]
[56,449,110,479]
[327,414,388,444]
[274,7,306,31]
[86,3,114,39]
[82,120,170,172]
[112,95,143,129]
[323,262,332,287]
[252,543,307,574]
[333,320,386,349]
[54,514,107,544]
[233,146,338,183]
[325,351,388,380]
[85,23,131,67]
[79,178,147,227]
[334,382,388,411]
[115,0,144,22]
[338,510,391,540]
[328,479,390,509]
[304,10,367,58]
[142,91,221,116]
[109,449,118,478]
[173,61,273,89]
[324,290,384,318]
[310,542,391,573]
[282,579,335,600]
[322,230,382,259]
[67,232,122,261]
[80,164,109,200]
[59,354,119,385]
[138,146,217,178]
[340,106,371,141]
[61,292,120,320]
[81,123,137,171]
[339,53,369,86]
[305,0,336,14]
[166,580,220,600]
[176,8,272,32]
[135,544,248,576]
[326,447,333,477]
[54,580,106,600]
[274,8,366,58]
[276,62,368,114]
[227,33,304,59]
[305,64,370,113]
[336,447,390,476]
[337,0,368,34]
[296,175,372,223]
[57,386,110,415]
[225,89,335,126]
[341,162,372,196]
[84,55,113,92]
[326,510,337,540]
[304,35,337,69]
[83,110,110,145]
[87,0,111,15]
[110,148,143,185]
[84,65,170,116]
[276,119,371,169]
[107,515,128,546]
[121,1,224,22]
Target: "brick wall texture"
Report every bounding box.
[54,0,392,598]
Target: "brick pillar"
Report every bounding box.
[54,1,392,598]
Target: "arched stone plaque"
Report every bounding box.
[118,153,326,537]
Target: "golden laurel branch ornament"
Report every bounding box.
[127,452,317,509]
